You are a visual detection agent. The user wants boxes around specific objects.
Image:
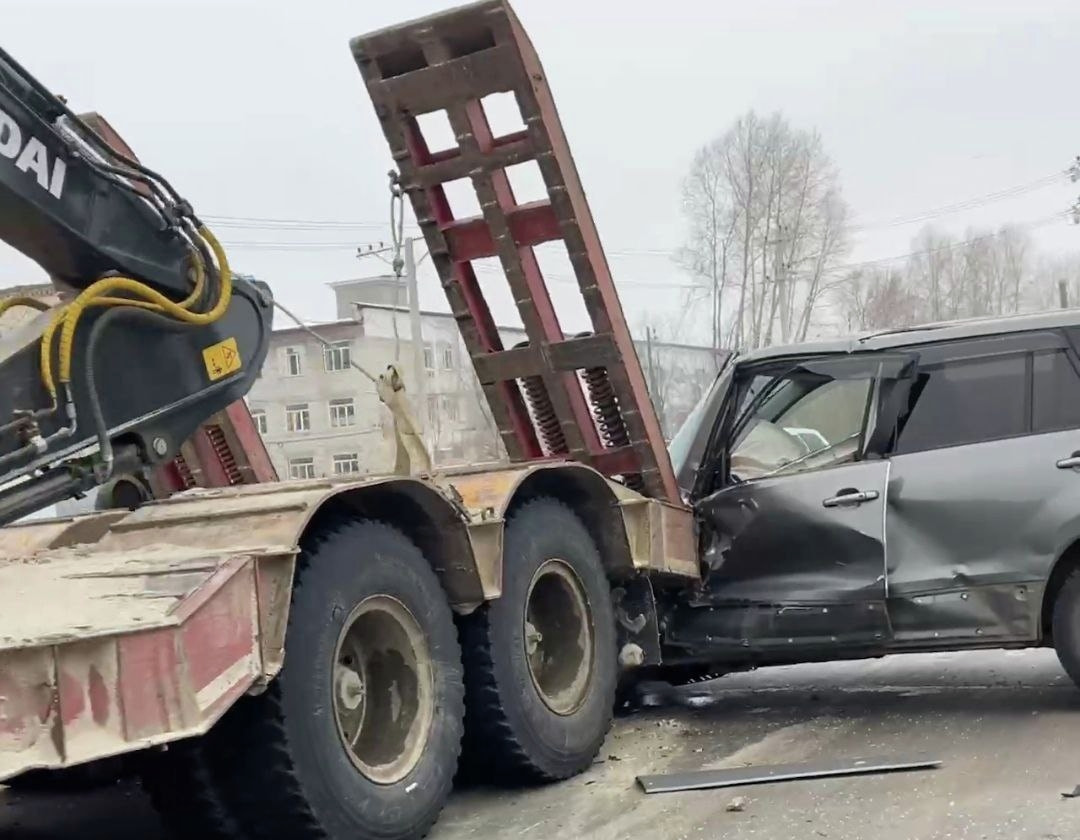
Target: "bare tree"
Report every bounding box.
[908,224,1033,322]
[679,111,851,351]
[836,224,1040,332]
[1032,252,1080,310]
[836,267,921,332]
[635,313,720,438]
[677,140,737,351]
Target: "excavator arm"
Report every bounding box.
[0,46,272,524]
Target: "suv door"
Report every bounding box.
[679,354,913,654]
[885,331,1080,645]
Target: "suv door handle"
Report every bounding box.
[822,489,879,508]
[1058,452,1080,469]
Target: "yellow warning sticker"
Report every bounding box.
[202,337,242,381]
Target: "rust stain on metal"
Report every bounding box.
[58,669,85,726]
[446,467,527,514]
[88,666,109,727]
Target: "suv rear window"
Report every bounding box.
[1033,350,1080,433]
[896,354,1027,454]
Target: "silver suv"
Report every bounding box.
[669,310,1080,682]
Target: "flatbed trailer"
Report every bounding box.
[0,464,694,783]
[0,2,704,838]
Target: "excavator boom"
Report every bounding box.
[0,47,272,523]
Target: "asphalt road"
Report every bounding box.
[4,649,1080,840]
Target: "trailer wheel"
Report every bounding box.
[4,758,124,793]
[140,738,242,840]
[461,497,616,781]
[204,519,464,840]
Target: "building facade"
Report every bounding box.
[246,276,506,479]
[247,275,725,480]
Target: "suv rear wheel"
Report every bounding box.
[1052,569,1080,688]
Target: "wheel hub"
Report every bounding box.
[524,558,594,716]
[332,595,435,785]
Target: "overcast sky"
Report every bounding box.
[3,0,1078,341]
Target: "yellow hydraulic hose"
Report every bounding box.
[38,239,211,402]
[38,226,228,403]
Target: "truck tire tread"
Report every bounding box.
[208,518,463,840]
[461,497,615,783]
[140,739,244,840]
[1052,567,1080,688]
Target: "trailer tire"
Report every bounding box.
[461,497,616,781]
[204,519,464,840]
[5,758,123,793]
[1052,569,1080,689]
[140,738,242,840]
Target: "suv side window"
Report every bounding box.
[1033,350,1080,433]
[896,354,1027,455]
[729,369,873,480]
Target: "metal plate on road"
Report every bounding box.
[637,755,941,794]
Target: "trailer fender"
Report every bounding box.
[446,462,699,585]
[307,478,487,612]
[509,464,638,578]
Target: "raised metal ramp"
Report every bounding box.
[352,0,679,502]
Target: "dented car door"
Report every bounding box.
[678,354,916,654]
[884,332,1080,645]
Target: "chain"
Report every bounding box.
[272,299,378,384]
[388,170,406,359]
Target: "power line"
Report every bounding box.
[822,211,1070,276]
[467,210,1071,290]
[228,210,1070,288]
[849,172,1066,231]
[204,214,397,231]
[206,169,1068,244]
[220,241,399,254]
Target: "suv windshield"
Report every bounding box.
[730,369,872,480]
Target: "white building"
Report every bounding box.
[248,275,725,480]
[247,276,506,479]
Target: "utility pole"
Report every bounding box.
[405,237,426,432]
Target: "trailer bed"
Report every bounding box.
[0,498,299,781]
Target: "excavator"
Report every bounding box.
[0,4,702,839]
[0,46,272,523]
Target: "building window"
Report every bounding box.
[285,403,311,433]
[441,343,455,370]
[329,398,356,428]
[332,453,360,475]
[423,343,435,371]
[251,409,268,435]
[442,395,460,421]
[324,341,351,372]
[288,457,315,480]
[284,346,303,377]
